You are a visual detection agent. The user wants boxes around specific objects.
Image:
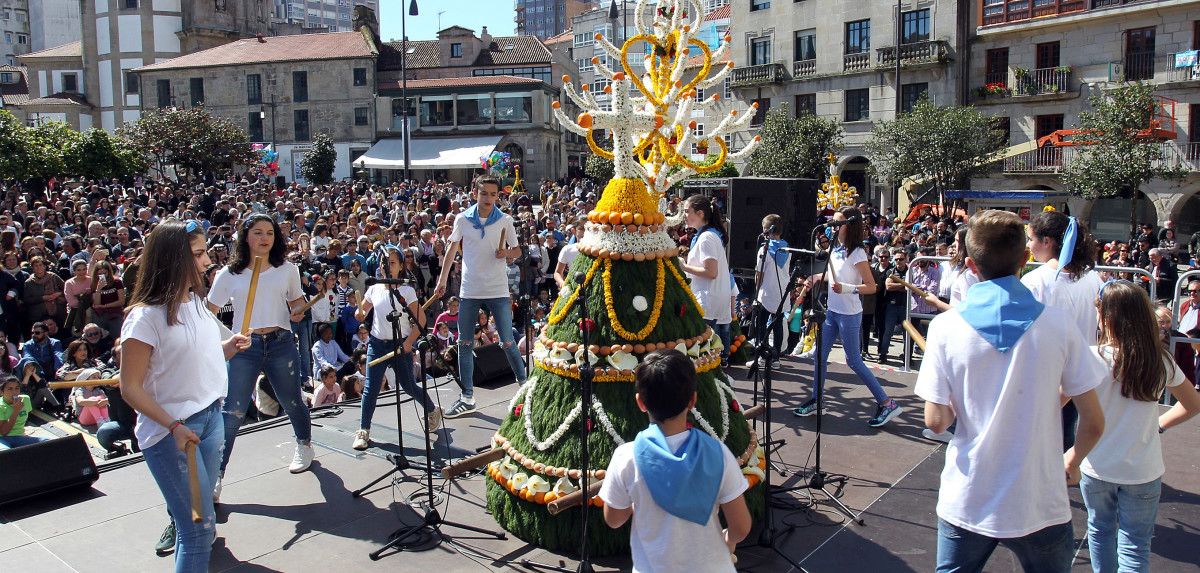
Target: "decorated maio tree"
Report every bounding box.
[483,0,765,555]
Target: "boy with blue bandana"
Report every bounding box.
[916,210,1106,573]
[599,349,751,572]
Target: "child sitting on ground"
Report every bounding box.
[312,365,343,407]
[599,349,751,572]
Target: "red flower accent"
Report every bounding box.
[514,404,524,417]
[686,421,694,430]
[586,418,593,432]
[578,318,596,334]
[678,303,687,317]
[730,400,741,413]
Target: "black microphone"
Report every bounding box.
[365,277,408,286]
[821,215,862,228]
[573,271,586,284]
[760,224,776,237]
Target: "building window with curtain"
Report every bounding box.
[794,29,816,62]
[750,36,771,65]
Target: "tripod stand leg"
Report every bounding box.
[352,465,400,498]
[819,486,865,525]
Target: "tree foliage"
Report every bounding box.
[866,98,1007,203]
[120,106,256,182]
[744,104,842,179]
[1062,83,1187,233]
[300,132,337,185]
[584,152,614,186]
[65,128,146,181]
[0,110,46,181]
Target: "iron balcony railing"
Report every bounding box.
[1164,51,1200,83]
[1002,141,1200,174]
[1014,66,1073,95]
[875,40,951,67]
[730,63,787,87]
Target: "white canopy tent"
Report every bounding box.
[356,136,503,170]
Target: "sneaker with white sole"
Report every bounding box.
[289,443,314,473]
[921,428,953,443]
[792,398,818,417]
[868,399,903,428]
[352,429,370,451]
[443,398,477,419]
[213,476,222,504]
[425,407,443,433]
[155,520,176,556]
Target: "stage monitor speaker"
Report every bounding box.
[0,434,98,506]
[726,177,819,270]
[472,343,515,386]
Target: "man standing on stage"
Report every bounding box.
[433,176,527,418]
[750,214,790,366]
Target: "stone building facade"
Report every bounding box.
[273,0,377,33]
[730,0,968,210]
[134,29,377,182]
[967,0,1200,239]
[14,40,88,128]
[1,0,30,66]
[515,0,594,41]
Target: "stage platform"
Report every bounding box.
[3,355,1198,572]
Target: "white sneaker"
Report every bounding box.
[921,428,953,443]
[289,443,314,473]
[352,429,370,451]
[212,476,222,504]
[425,407,443,433]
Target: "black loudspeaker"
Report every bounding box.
[726,177,819,271]
[0,434,98,506]
[472,343,515,386]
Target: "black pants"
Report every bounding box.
[752,305,785,357]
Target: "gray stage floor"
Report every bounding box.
[3,355,1197,572]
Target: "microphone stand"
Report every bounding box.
[522,271,595,573]
[745,233,787,476]
[369,337,506,560]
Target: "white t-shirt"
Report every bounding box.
[939,262,963,299]
[557,243,580,271]
[687,230,732,323]
[364,283,417,340]
[1021,265,1104,344]
[1081,346,1185,484]
[755,245,791,313]
[121,296,229,449]
[949,270,980,306]
[599,430,746,573]
[915,306,1106,538]
[209,261,303,331]
[450,209,518,299]
[826,246,868,316]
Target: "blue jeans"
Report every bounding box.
[812,310,889,404]
[456,297,527,398]
[1080,475,1161,573]
[877,303,906,358]
[0,434,49,450]
[361,335,435,430]
[291,316,313,385]
[97,420,134,452]
[220,329,311,473]
[142,399,223,573]
[705,319,732,363]
[936,518,1074,573]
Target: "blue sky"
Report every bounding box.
[379,0,518,42]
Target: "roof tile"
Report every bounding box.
[379,35,550,71]
[379,75,546,91]
[19,40,82,59]
[134,31,375,72]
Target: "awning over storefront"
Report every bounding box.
[356,136,502,170]
[945,189,1069,200]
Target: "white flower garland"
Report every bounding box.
[690,373,735,441]
[591,398,627,446]
[521,374,626,450]
[579,226,677,255]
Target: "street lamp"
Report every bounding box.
[401,0,419,185]
[608,0,626,47]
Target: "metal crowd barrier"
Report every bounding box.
[1165,269,1200,405]
[899,259,1156,373]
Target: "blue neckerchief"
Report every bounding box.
[689,225,723,252]
[632,425,724,526]
[957,275,1044,353]
[1056,216,1078,279]
[462,203,503,239]
[766,239,788,268]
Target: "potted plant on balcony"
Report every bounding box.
[1014,67,1034,95]
[976,82,1011,99]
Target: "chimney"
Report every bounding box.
[352,5,381,44]
[481,25,492,46]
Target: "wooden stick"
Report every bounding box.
[742,404,766,421]
[240,256,264,334]
[419,295,440,315]
[367,349,397,368]
[441,448,505,478]
[547,480,603,515]
[293,288,327,315]
[498,228,507,253]
[48,378,119,389]
[902,320,927,352]
[896,278,931,300]
[186,442,203,523]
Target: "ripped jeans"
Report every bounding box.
[142,399,223,573]
[456,296,527,399]
[220,329,311,473]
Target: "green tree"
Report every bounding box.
[65,128,146,181]
[300,132,337,185]
[744,103,842,179]
[120,106,256,182]
[0,110,44,181]
[1061,83,1187,236]
[866,98,1007,206]
[584,152,614,186]
[25,121,82,180]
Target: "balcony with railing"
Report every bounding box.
[981,0,1165,27]
[844,52,870,72]
[1163,51,1200,83]
[1002,141,1200,174]
[876,40,952,67]
[1014,66,1073,96]
[793,59,816,77]
[730,63,787,87]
